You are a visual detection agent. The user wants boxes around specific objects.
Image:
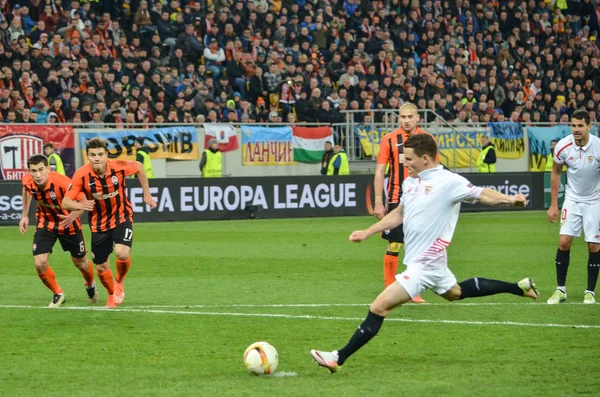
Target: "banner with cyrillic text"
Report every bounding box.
[353,126,390,157]
[79,127,200,162]
[488,122,525,159]
[434,131,482,168]
[527,126,571,172]
[241,126,295,166]
[0,125,76,180]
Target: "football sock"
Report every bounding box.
[116,258,131,282]
[587,251,600,292]
[337,310,385,366]
[78,260,95,286]
[556,248,570,287]
[97,268,115,295]
[458,277,523,299]
[383,252,399,288]
[38,266,63,295]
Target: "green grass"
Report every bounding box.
[0,211,599,396]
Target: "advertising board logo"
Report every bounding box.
[0,135,44,180]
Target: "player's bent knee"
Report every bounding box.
[442,285,462,301]
[558,236,574,251]
[33,255,49,272]
[114,245,130,261]
[71,257,88,270]
[588,243,600,253]
[96,262,110,272]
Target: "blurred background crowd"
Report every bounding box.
[0,0,599,127]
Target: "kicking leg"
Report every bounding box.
[444,277,539,301]
[311,282,412,372]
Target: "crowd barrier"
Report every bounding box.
[0,173,549,226]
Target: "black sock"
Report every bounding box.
[556,248,570,287]
[458,277,523,299]
[587,251,600,292]
[337,310,384,366]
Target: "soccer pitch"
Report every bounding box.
[1,212,599,396]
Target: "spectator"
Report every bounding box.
[43,143,66,175]
[327,143,350,175]
[477,135,497,173]
[199,138,222,178]
[321,141,334,175]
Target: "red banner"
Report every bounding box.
[0,125,75,180]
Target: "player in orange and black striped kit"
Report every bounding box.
[63,137,157,308]
[20,154,98,308]
[374,103,436,302]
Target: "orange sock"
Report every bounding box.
[78,260,95,286]
[383,254,398,288]
[38,266,63,295]
[97,268,115,295]
[116,258,131,282]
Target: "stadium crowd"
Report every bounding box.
[0,0,599,127]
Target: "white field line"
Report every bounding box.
[0,305,598,329]
[129,302,591,308]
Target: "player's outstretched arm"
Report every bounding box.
[350,204,404,242]
[478,188,527,207]
[136,162,157,209]
[62,196,95,212]
[19,187,31,235]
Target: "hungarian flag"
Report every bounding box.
[292,126,334,163]
[203,123,239,152]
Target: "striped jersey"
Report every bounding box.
[65,160,139,233]
[22,172,84,235]
[400,166,482,269]
[377,127,435,203]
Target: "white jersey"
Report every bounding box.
[554,134,600,203]
[400,166,482,269]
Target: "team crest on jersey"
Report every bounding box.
[49,191,56,200]
[424,186,433,195]
[111,175,118,185]
[569,157,574,161]
[588,156,594,163]
[0,134,44,180]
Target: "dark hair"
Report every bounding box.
[325,141,332,145]
[404,133,438,159]
[43,143,53,150]
[571,109,590,125]
[27,154,49,167]
[85,137,108,153]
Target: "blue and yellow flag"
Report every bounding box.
[528,126,571,171]
[488,122,525,159]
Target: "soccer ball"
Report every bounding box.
[243,342,278,375]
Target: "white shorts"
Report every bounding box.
[395,266,457,298]
[560,199,600,243]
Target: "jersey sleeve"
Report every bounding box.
[22,174,32,191]
[113,160,140,177]
[64,172,84,200]
[377,136,390,164]
[56,174,86,201]
[448,174,483,204]
[553,142,569,164]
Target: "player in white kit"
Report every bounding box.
[546,110,600,305]
[310,133,539,373]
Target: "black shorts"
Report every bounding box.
[91,221,133,265]
[380,202,404,243]
[33,228,87,258]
